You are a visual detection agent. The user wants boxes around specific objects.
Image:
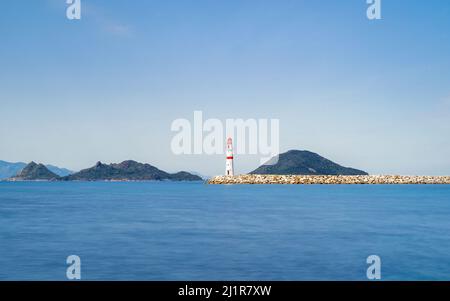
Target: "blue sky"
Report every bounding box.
[1,0,450,175]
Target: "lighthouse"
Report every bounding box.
[225,137,234,176]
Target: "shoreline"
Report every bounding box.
[207,175,450,185]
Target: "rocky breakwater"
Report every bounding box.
[208,175,450,185]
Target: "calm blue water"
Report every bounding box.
[0,182,449,280]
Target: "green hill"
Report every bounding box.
[250,150,368,175]
[60,160,203,181]
[9,162,60,181]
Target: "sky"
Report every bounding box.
[1,0,450,176]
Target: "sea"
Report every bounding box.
[0,181,449,280]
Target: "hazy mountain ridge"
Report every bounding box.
[46,165,73,177]
[0,160,26,180]
[0,160,73,179]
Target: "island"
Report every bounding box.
[6,160,203,182]
[250,150,368,175]
[208,150,450,184]
[8,162,60,181]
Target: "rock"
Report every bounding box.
[207,175,450,185]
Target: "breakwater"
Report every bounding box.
[208,175,450,185]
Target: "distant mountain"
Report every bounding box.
[8,162,60,181]
[186,171,210,180]
[0,160,73,179]
[46,165,74,177]
[60,160,203,181]
[170,171,205,181]
[0,160,26,180]
[250,150,368,175]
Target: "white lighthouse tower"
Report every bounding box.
[225,137,234,176]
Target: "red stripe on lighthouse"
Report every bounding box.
[227,156,233,160]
